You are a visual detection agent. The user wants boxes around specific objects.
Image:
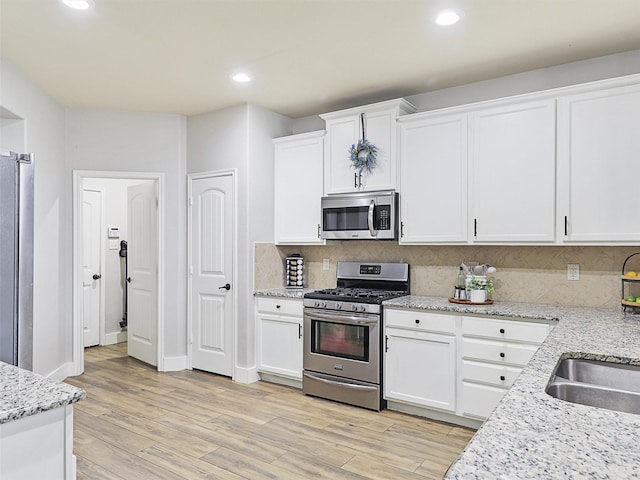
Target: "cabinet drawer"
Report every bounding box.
[461,316,548,344]
[385,308,456,334]
[461,337,539,367]
[256,297,303,316]
[461,359,523,388]
[461,381,508,419]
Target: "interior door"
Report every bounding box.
[127,181,158,366]
[190,172,234,377]
[82,187,103,347]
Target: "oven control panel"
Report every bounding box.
[360,265,382,275]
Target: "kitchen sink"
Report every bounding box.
[546,358,640,415]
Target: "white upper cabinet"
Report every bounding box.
[398,112,468,243]
[469,99,556,243]
[557,82,640,243]
[321,99,416,194]
[273,131,325,244]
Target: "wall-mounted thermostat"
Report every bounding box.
[108,227,120,238]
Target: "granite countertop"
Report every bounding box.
[383,296,640,479]
[254,287,316,299]
[0,362,86,424]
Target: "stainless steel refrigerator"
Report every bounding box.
[0,150,33,370]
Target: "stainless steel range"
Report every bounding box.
[303,261,409,411]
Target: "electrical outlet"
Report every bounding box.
[567,264,580,281]
[323,259,330,271]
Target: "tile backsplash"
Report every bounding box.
[255,242,640,309]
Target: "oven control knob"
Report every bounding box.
[336,303,342,310]
[351,304,358,311]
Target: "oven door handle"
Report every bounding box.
[306,311,378,325]
[303,372,378,392]
[367,199,376,237]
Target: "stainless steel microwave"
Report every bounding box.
[320,191,398,240]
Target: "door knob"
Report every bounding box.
[92,274,101,280]
[127,277,131,283]
[218,283,231,291]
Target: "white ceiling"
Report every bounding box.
[2,0,640,118]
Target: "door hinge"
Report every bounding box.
[189,265,193,276]
[188,196,193,207]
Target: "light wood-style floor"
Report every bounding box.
[65,344,474,480]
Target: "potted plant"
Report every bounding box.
[466,276,494,303]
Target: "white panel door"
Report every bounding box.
[557,83,640,242]
[190,173,234,377]
[399,112,468,243]
[82,187,103,347]
[469,99,556,242]
[127,181,158,366]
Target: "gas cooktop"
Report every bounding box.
[304,287,408,304]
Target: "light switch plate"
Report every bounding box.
[567,264,579,281]
[323,259,330,271]
[109,239,119,250]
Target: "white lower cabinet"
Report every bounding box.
[383,307,552,425]
[384,309,457,412]
[256,297,303,382]
[459,316,550,420]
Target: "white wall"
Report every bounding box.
[0,58,70,377]
[187,103,291,374]
[82,178,148,342]
[66,109,188,361]
[291,49,640,133]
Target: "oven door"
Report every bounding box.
[303,308,380,384]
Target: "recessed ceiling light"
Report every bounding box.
[61,0,94,10]
[435,10,461,26]
[232,73,252,83]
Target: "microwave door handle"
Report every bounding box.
[368,200,376,237]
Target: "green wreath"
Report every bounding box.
[349,139,378,174]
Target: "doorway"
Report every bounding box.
[72,171,164,375]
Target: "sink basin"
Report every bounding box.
[546,358,640,415]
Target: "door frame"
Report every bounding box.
[187,169,237,378]
[72,170,165,375]
[81,185,106,347]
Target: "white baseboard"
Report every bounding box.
[47,361,75,382]
[233,366,259,384]
[103,331,127,346]
[160,355,188,372]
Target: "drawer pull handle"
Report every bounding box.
[499,328,505,334]
[500,375,506,381]
[500,352,505,358]
[276,305,281,309]
[415,319,420,324]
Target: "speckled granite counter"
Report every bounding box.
[383,296,640,479]
[254,287,316,299]
[0,362,86,424]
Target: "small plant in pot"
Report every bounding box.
[466,276,494,303]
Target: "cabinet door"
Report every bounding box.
[274,131,325,244]
[557,83,640,242]
[384,328,456,412]
[257,314,302,379]
[324,116,360,194]
[324,110,398,194]
[469,99,556,242]
[399,113,468,243]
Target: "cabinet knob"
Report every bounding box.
[415,319,420,324]
[500,375,506,381]
[276,304,281,309]
[499,328,505,334]
[500,352,505,358]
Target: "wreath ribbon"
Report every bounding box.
[349,113,378,174]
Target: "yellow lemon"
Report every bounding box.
[626,271,637,277]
